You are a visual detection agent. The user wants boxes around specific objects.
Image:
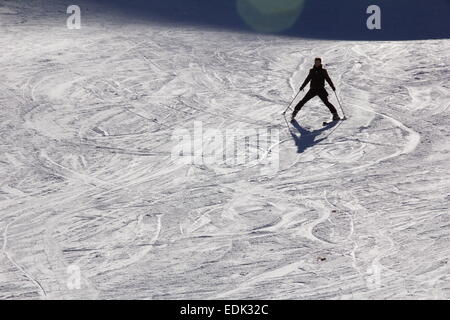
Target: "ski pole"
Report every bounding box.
[282,89,301,115]
[334,91,346,119]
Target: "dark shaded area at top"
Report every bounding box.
[98,0,450,40]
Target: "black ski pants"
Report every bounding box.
[292,88,337,117]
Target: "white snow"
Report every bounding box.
[0,1,449,299]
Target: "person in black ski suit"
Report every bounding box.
[291,57,339,121]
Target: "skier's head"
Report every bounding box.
[314,57,322,67]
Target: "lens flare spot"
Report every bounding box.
[237,0,306,33]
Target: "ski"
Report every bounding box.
[322,120,338,126]
[323,117,346,126]
[323,119,341,126]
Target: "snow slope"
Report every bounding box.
[0,1,449,299]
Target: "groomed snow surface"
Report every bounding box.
[0,1,449,299]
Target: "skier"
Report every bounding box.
[291,57,340,122]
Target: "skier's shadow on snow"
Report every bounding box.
[288,119,337,153]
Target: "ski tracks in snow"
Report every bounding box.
[1,3,448,299]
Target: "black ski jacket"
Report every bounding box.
[300,65,335,91]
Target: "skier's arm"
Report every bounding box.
[324,70,336,91]
[299,71,312,91]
